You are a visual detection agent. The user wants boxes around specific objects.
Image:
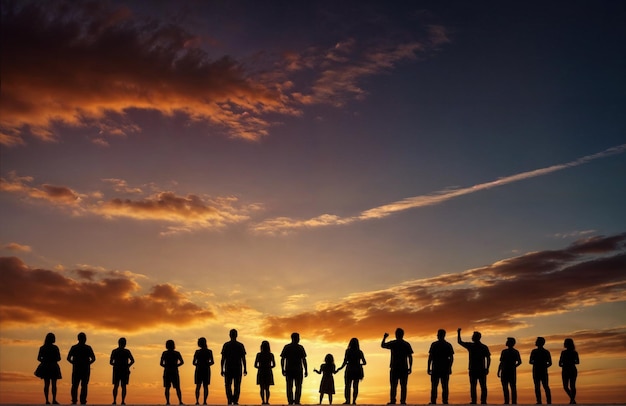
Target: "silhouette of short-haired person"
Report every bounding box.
[497,337,521,405]
[314,354,337,405]
[427,329,454,405]
[67,332,96,405]
[281,332,308,405]
[254,340,276,405]
[221,329,247,405]
[457,328,490,405]
[381,328,413,405]
[110,337,135,405]
[529,337,552,404]
[336,337,366,405]
[160,339,184,405]
[559,338,579,404]
[36,332,62,404]
[193,337,214,405]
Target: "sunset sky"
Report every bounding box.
[1,0,625,404]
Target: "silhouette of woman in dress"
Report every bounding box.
[36,333,62,404]
[314,354,337,405]
[559,338,579,404]
[336,338,366,404]
[254,340,276,405]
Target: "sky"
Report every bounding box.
[1,0,625,404]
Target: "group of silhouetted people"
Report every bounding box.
[35,328,579,405]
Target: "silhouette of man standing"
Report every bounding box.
[427,329,454,405]
[221,329,247,405]
[381,328,413,405]
[110,337,135,405]
[530,337,552,405]
[67,332,96,405]
[457,328,490,405]
[281,332,308,405]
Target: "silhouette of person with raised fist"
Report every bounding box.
[457,328,490,405]
[381,328,413,405]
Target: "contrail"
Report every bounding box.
[253,143,626,234]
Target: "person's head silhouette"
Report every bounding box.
[44,332,56,345]
[230,329,238,340]
[166,339,175,350]
[77,332,87,344]
[471,331,481,342]
[437,329,446,340]
[118,337,126,348]
[395,328,404,340]
[198,337,207,348]
[291,332,300,343]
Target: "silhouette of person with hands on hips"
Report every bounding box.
[427,329,454,405]
[457,328,490,405]
[254,340,276,405]
[559,338,579,404]
[67,332,96,405]
[110,337,135,405]
[381,328,413,405]
[160,339,184,405]
[193,337,214,405]
[281,332,308,405]
[36,332,62,405]
[497,337,521,405]
[530,337,552,404]
[221,329,247,405]
[336,337,366,405]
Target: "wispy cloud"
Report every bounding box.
[259,233,626,342]
[0,1,447,146]
[0,256,215,331]
[0,242,32,253]
[252,144,626,235]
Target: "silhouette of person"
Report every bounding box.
[497,337,521,405]
[529,337,552,404]
[193,337,214,405]
[110,337,135,405]
[457,328,490,405]
[314,354,337,405]
[254,340,276,405]
[427,329,454,405]
[281,332,308,405]
[558,338,579,404]
[160,339,184,405]
[381,328,413,405]
[221,329,247,405]
[67,332,96,405]
[36,332,62,404]
[336,337,366,405]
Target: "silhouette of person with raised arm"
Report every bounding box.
[314,354,337,405]
[336,337,366,405]
[529,337,552,404]
[110,337,135,405]
[559,338,579,404]
[457,328,490,405]
[67,332,96,405]
[254,340,276,405]
[497,337,521,405]
[36,332,62,405]
[381,328,413,405]
[427,329,454,405]
[193,337,214,405]
[221,329,247,405]
[281,332,308,405]
[161,339,184,405]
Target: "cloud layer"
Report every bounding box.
[260,234,626,341]
[0,256,214,331]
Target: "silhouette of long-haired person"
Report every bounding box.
[497,337,521,405]
[336,337,366,405]
[193,337,214,405]
[67,332,96,405]
[314,354,337,405]
[280,332,308,405]
[381,328,413,405]
[36,332,62,404]
[529,337,552,404]
[254,340,276,405]
[427,329,454,405]
[559,338,579,404]
[221,329,247,405]
[457,328,490,405]
[160,339,184,405]
[110,337,135,405]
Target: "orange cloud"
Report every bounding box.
[1,242,32,253]
[0,256,214,332]
[260,234,626,342]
